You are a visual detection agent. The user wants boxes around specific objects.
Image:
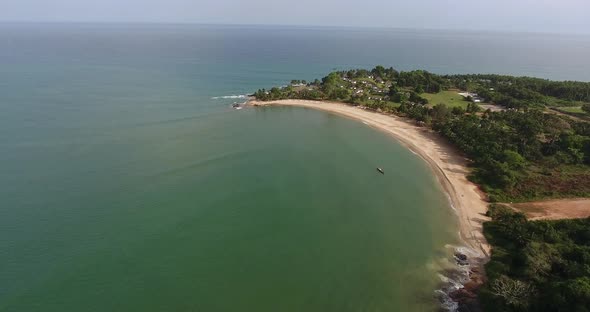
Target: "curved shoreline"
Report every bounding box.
[249,99,491,260]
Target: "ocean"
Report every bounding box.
[1,23,589,311]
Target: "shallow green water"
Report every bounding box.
[8,23,590,311]
[2,100,461,310]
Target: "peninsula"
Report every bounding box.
[251,67,590,311]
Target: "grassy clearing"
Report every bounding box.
[499,164,590,202]
[421,90,471,108]
[552,106,590,120]
[556,106,585,114]
[545,96,588,107]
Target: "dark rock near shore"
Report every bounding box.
[446,252,486,312]
[450,266,486,312]
[452,279,484,311]
[454,252,470,266]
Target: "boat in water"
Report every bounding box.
[377,167,384,174]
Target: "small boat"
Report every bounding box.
[232,103,241,108]
[376,167,384,174]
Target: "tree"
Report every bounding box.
[388,85,400,97]
[389,86,408,103]
[491,276,535,308]
[466,102,481,113]
[371,65,386,79]
[431,104,450,122]
[409,92,428,104]
[322,72,341,86]
[503,150,526,170]
[561,277,590,309]
[524,242,555,278]
[451,106,466,115]
[269,87,282,100]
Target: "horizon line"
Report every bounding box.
[1,20,589,36]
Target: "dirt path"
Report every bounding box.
[546,107,588,122]
[503,198,590,220]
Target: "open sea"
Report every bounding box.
[1,23,589,311]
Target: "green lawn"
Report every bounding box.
[545,96,588,107]
[420,90,471,108]
[557,106,585,114]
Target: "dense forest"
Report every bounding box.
[445,74,590,107]
[480,205,590,311]
[253,67,590,202]
[431,109,590,201]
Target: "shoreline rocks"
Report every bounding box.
[449,253,486,312]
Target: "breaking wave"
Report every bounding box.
[432,245,478,311]
[211,95,248,100]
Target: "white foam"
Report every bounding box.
[435,289,459,312]
[445,193,458,212]
[212,95,247,100]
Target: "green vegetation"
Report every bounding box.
[559,107,586,114]
[254,66,590,202]
[254,67,430,111]
[545,97,588,108]
[420,90,471,108]
[445,74,590,109]
[551,106,590,121]
[480,205,590,311]
[434,110,590,201]
[255,68,590,111]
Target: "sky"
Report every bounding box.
[1,0,590,34]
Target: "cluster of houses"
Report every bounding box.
[284,74,394,103]
[342,77,391,100]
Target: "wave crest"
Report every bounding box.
[212,95,248,100]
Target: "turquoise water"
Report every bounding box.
[2,24,590,311]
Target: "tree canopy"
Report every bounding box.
[481,205,590,311]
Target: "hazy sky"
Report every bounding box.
[2,0,589,34]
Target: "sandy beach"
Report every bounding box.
[250,99,491,260]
